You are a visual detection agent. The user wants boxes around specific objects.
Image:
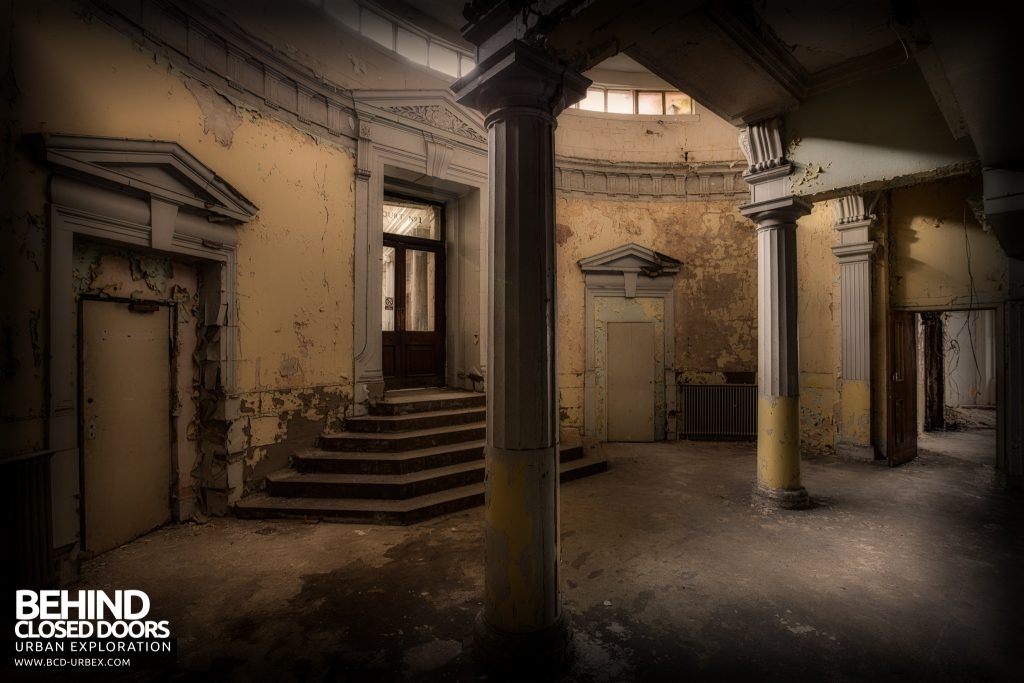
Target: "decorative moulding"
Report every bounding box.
[40,133,258,223]
[94,0,360,143]
[556,158,747,201]
[579,243,681,297]
[353,91,487,149]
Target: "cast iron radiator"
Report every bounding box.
[2,450,55,591]
[678,384,757,440]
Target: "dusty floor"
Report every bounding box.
[50,430,1024,681]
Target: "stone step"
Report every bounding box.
[318,422,486,452]
[293,441,486,475]
[344,407,487,433]
[235,451,609,524]
[294,440,583,476]
[370,389,486,416]
[267,460,485,500]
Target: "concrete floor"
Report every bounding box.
[61,429,1021,681]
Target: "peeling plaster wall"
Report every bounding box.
[4,0,357,508]
[72,242,201,518]
[556,105,744,164]
[889,177,1007,308]
[795,203,842,453]
[556,198,756,437]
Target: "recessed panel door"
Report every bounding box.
[887,310,918,466]
[81,299,172,554]
[607,321,656,441]
[382,196,445,389]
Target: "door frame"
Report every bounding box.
[382,192,447,389]
[77,295,176,553]
[886,304,1004,466]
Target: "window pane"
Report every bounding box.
[382,246,396,332]
[579,88,605,112]
[637,91,663,115]
[429,43,459,77]
[395,28,428,65]
[606,90,633,114]
[324,0,359,30]
[405,250,436,332]
[361,11,393,49]
[459,55,476,76]
[665,92,692,115]
[383,199,441,240]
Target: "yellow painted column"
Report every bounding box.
[454,39,589,663]
[831,197,878,459]
[739,157,812,508]
[757,395,801,491]
[840,380,872,446]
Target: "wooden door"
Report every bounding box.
[607,321,656,441]
[381,196,445,389]
[81,299,172,554]
[887,310,918,466]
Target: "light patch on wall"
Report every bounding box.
[184,78,243,148]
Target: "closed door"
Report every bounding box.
[81,299,172,554]
[382,196,446,389]
[607,321,655,441]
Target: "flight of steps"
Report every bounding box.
[235,388,608,524]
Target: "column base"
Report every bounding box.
[753,483,810,510]
[473,612,573,669]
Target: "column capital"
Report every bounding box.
[452,40,590,125]
[832,241,878,263]
[740,195,812,226]
[832,194,877,260]
[738,117,786,176]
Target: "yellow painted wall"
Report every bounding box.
[795,202,842,453]
[890,176,1007,308]
[556,106,744,163]
[556,197,757,435]
[2,0,356,488]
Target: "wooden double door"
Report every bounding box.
[381,196,446,389]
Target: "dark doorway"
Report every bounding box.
[381,195,446,389]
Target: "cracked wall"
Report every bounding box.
[795,203,842,454]
[556,198,756,438]
[4,0,357,520]
[889,176,1007,308]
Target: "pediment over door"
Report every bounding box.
[355,91,486,146]
[40,134,258,223]
[579,243,681,298]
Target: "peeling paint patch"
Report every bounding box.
[184,78,243,147]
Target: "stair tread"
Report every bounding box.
[295,441,486,462]
[377,390,484,404]
[322,422,485,440]
[238,453,608,515]
[237,482,485,514]
[268,459,483,486]
[349,407,485,422]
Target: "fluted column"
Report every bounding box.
[831,195,878,458]
[739,118,811,508]
[453,39,589,661]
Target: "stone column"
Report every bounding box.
[739,118,811,508]
[453,40,589,661]
[831,195,878,460]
